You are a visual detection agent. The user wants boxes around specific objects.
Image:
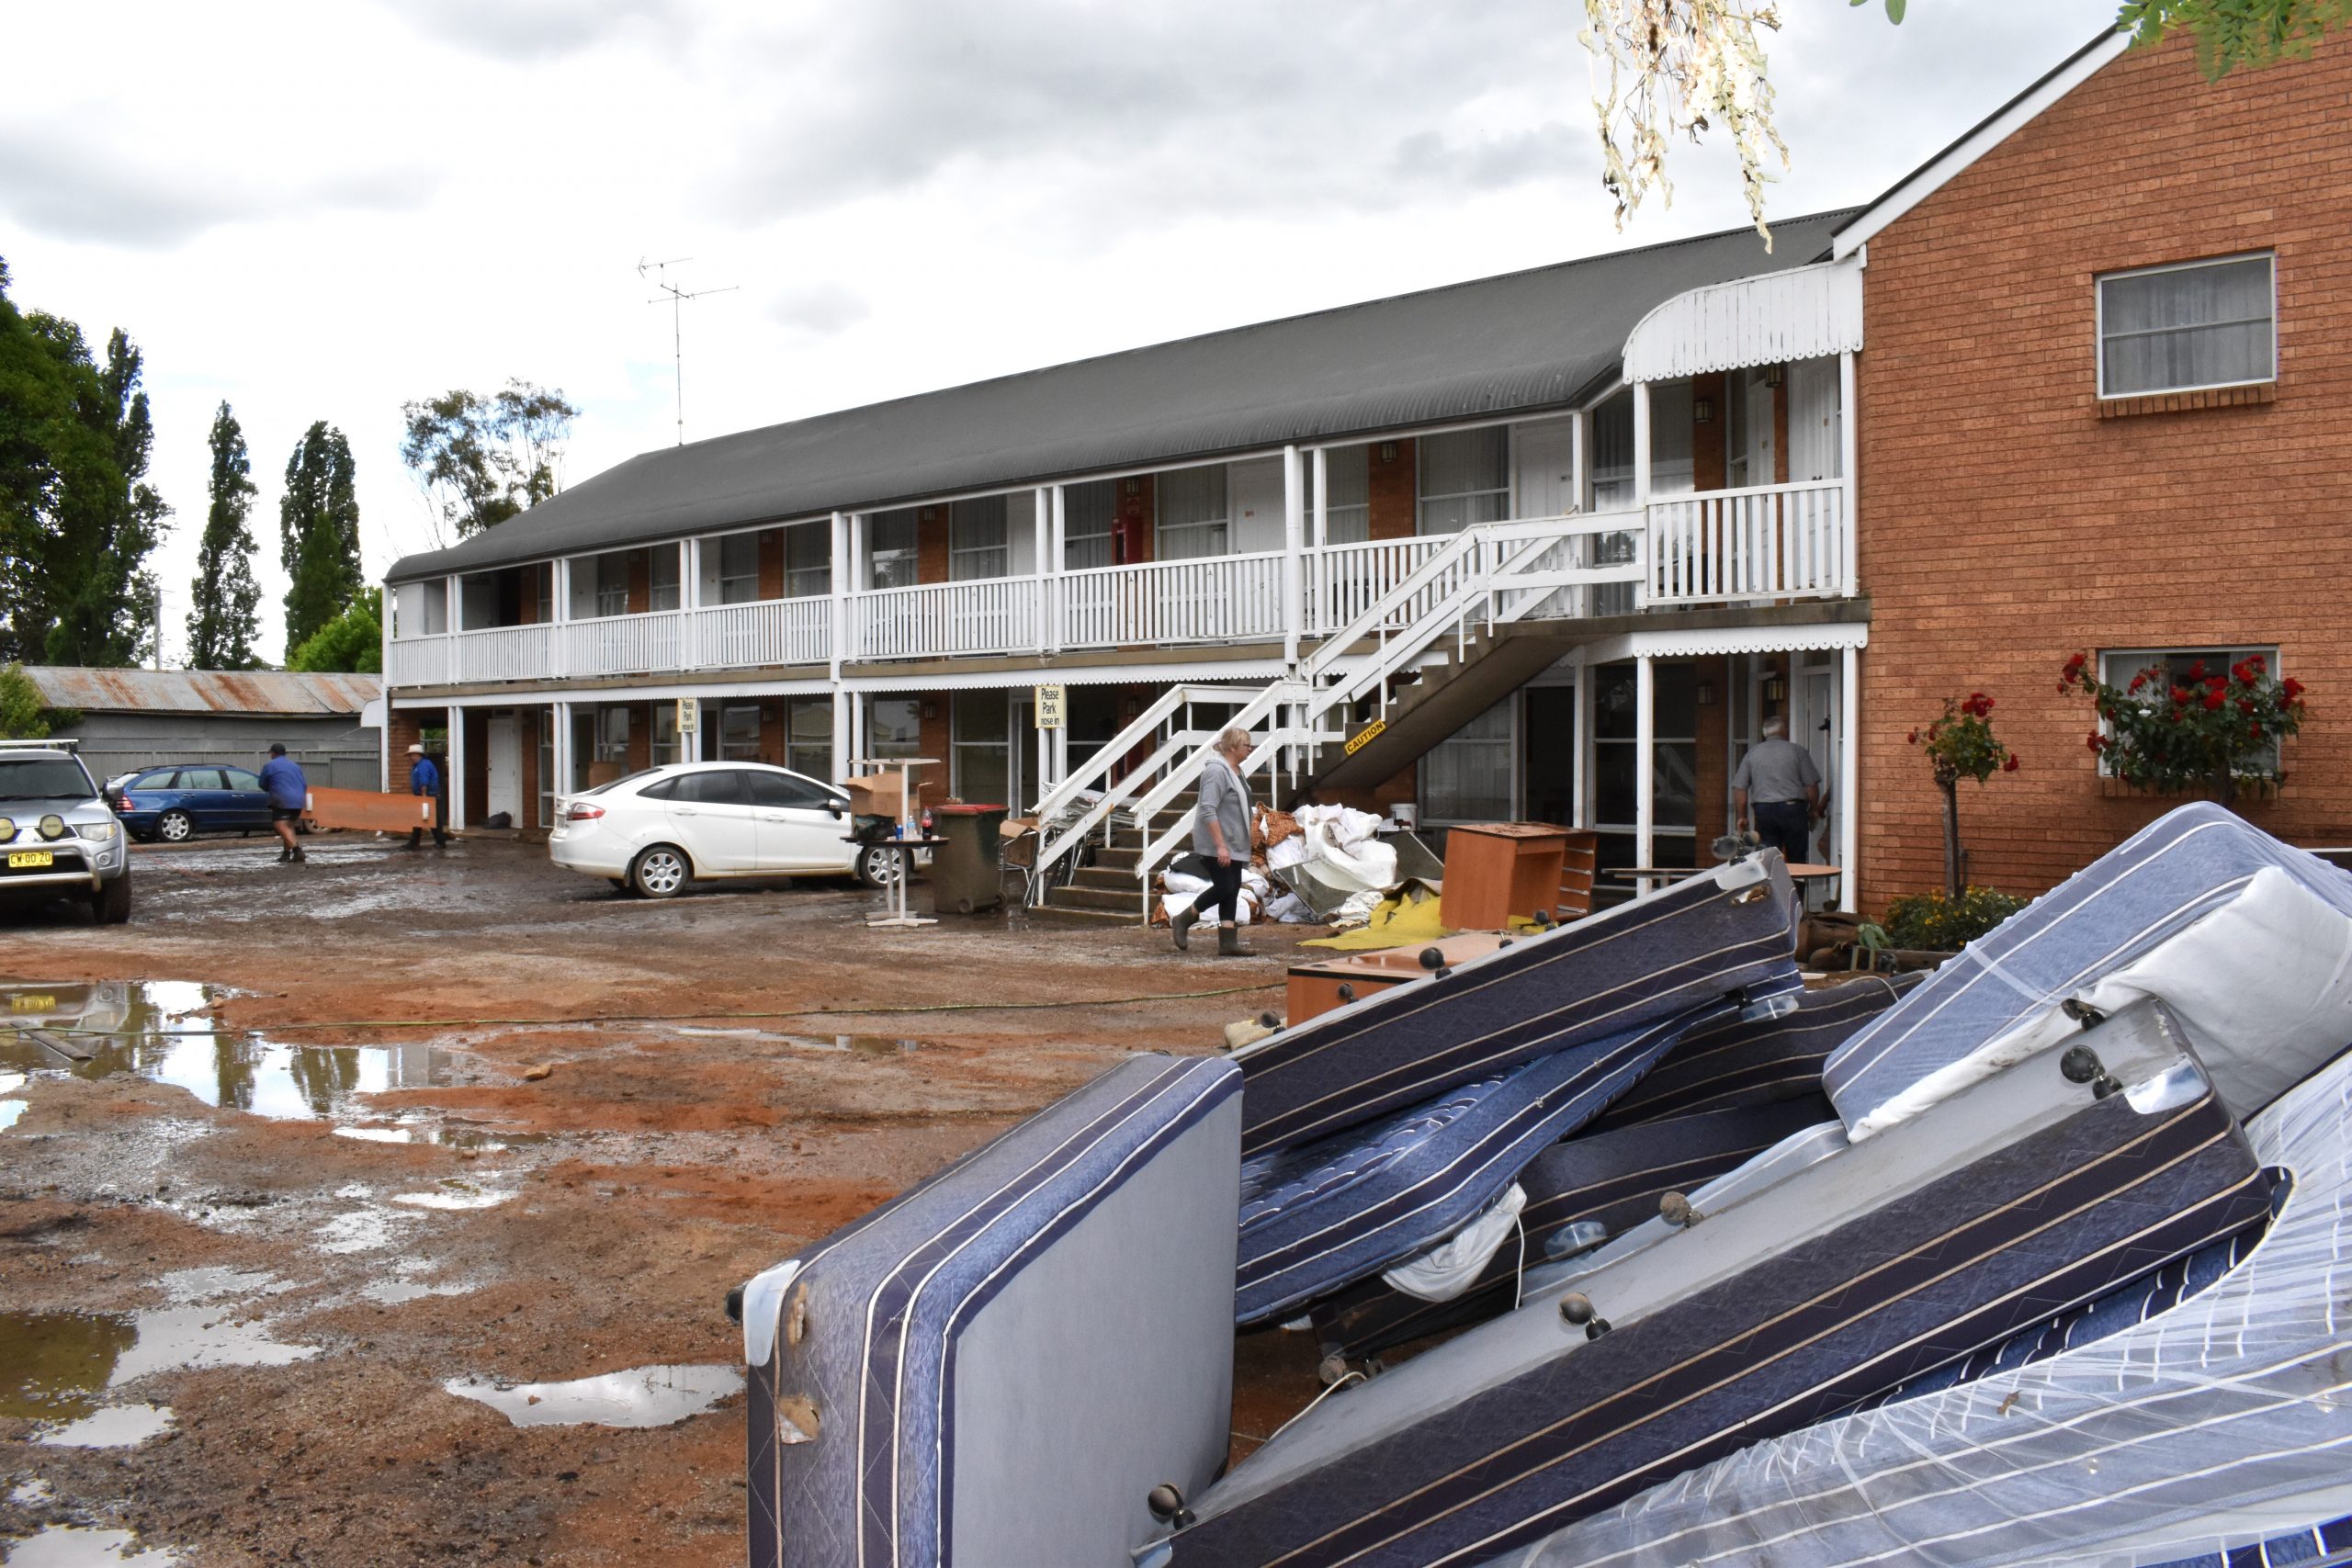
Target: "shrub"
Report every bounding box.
[1881,886,2029,951]
[2061,649,2307,807]
[1907,691,2018,897]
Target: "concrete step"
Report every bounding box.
[1069,865,1136,893]
[1027,901,1142,927]
[1046,884,1147,916]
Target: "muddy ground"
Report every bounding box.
[0,834,1325,1565]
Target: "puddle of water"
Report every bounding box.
[331,1117,542,1151]
[445,1363,743,1428]
[0,1304,319,1416]
[781,1033,924,1057]
[160,1266,295,1304]
[390,1186,513,1212]
[362,1278,476,1305]
[3,1524,180,1566]
[314,1205,415,1255]
[39,1401,174,1448]
[0,1098,23,1130]
[0,980,447,1121]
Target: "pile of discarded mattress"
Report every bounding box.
[738,803,2352,1567]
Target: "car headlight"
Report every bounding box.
[37,815,65,840]
[79,819,116,842]
[0,818,15,843]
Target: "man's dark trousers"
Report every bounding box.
[1754,800,1810,866]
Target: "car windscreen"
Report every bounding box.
[0,757,94,801]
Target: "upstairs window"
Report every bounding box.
[1419,427,1509,534]
[2098,254,2275,398]
[784,521,831,599]
[1320,446,1370,545]
[869,511,919,590]
[718,535,760,604]
[650,545,683,612]
[1158,467,1229,560]
[950,496,1010,581]
[1063,480,1115,571]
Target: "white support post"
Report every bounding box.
[1569,409,1590,615]
[842,513,865,666]
[550,558,571,680]
[1839,643,1860,912]
[1572,658,1592,829]
[1048,486,1068,651]
[828,513,849,682]
[1634,653,1656,884]
[1281,444,1306,670]
[379,582,393,790]
[447,704,468,832]
[1035,704,1052,809]
[831,687,852,787]
[1838,349,1860,596]
[1632,385,1654,614]
[682,539,701,670]
[551,700,572,801]
[1033,486,1053,655]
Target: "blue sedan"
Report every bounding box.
[107,765,276,842]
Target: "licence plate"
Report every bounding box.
[8,850,52,869]
[10,994,54,1012]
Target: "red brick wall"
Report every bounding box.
[1857,30,2352,908]
[462,708,490,823]
[386,708,425,792]
[1118,480,1155,567]
[626,550,650,615]
[625,703,651,774]
[758,530,785,599]
[1693,656,1731,836]
[916,507,950,585]
[1691,375,1728,493]
[1369,440,1417,540]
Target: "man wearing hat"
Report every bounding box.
[259,743,308,863]
[404,743,448,852]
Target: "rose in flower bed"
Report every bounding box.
[1909,692,2017,897]
[2060,651,2308,807]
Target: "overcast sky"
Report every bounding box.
[2,0,2119,665]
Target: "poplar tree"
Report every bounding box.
[186,401,264,669]
[279,421,362,652]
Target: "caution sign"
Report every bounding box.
[1035,684,1065,729]
[1343,718,1387,756]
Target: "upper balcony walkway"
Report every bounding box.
[386,479,1852,691]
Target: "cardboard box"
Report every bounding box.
[843,772,908,820]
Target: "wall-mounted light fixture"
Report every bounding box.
[1763,674,1788,703]
[1695,679,1717,706]
[1378,441,1398,463]
[1692,396,1714,424]
[922,702,940,720]
[921,507,937,522]
[1763,363,1785,389]
[1124,478,1142,496]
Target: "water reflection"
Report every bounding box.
[445,1363,743,1428]
[0,980,447,1120]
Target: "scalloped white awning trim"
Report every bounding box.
[1622,261,1864,384]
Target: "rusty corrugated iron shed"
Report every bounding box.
[22,667,381,717]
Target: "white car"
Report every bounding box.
[550,762,888,898]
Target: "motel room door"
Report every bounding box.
[1790,660,1841,870]
[486,713,522,824]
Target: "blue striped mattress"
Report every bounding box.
[1502,1044,2352,1568]
[1234,1007,1731,1325]
[1311,1095,1837,1363]
[1166,1003,2271,1567]
[743,1053,1241,1568]
[1233,856,1802,1157]
[1824,803,2352,1140]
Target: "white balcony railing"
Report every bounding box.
[1058,551,1287,649]
[1647,479,1848,606]
[387,480,1854,688]
[853,578,1042,660]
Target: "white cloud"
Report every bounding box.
[0,0,2120,665]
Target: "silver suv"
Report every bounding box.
[0,742,130,924]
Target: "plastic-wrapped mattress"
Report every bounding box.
[741,1053,1240,1568]
[1232,855,1801,1156]
[1159,1002,2270,1567]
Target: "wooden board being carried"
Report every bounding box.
[304,789,436,833]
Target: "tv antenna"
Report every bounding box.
[639,257,738,446]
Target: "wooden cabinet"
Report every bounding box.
[1439,823,1574,931]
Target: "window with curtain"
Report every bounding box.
[1588,391,1639,614]
[2099,254,2275,397]
[533,564,553,624]
[1419,697,1513,823]
[952,693,1011,806]
[869,510,918,590]
[2098,646,2283,773]
[651,703,684,764]
[1417,427,1510,534]
[717,704,761,761]
[785,522,831,598]
[718,535,760,604]
[650,546,682,612]
[595,705,630,762]
[1320,446,1370,543]
[1157,467,1229,559]
[950,496,1010,581]
[594,552,629,616]
[1063,479,1115,570]
[786,698,833,782]
[867,697,921,757]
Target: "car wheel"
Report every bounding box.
[92,874,132,926]
[157,809,194,843]
[630,844,691,899]
[854,842,901,887]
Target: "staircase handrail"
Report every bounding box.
[1131,727,1324,905]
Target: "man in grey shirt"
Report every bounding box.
[1732,716,1821,868]
[1171,727,1255,957]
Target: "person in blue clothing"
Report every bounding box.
[259,743,308,864]
[404,743,447,852]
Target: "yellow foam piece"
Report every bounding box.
[1300,888,1455,951]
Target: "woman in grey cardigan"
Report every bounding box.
[1170,727,1254,957]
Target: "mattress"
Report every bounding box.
[1235,1008,1723,1325]
[1589,972,1917,1131]
[1824,803,2352,1141]
[1232,855,1802,1157]
[1505,1044,2352,1568]
[1311,1096,1836,1363]
[1160,1000,2270,1567]
[741,1053,1241,1568]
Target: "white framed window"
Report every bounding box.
[785,522,830,598]
[593,552,629,617]
[869,511,918,590]
[1320,446,1370,544]
[950,497,1010,581]
[533,563,553,625]
[594,705,630,763]
[1063,480,1115,570]
[1418,427,1510,534]
[650,545,682,612]
[651,702,684,765]
[718,534,760,604]
[785,697,832,782]
[1419,696,1513,824]
[2098,254,2276,399]
[2097,645,2283,773]
[951,693,1011,807]
[718,703,762,761]
[866,697,922,758]
[1157,466,1229,560]
[537,716,553,826]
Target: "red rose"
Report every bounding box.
[2002,754,2020,773]
[2203,689,2225,710]
[2232,660,2255,684]
[2283,677,2306,701]
[2063,652,2087,676]
[2249,654,2267,672]
[2086,732,2106,751]
[2251,723,2265,739]
[2170,686,2190,705]
[1907,728,1919,744]
[2129,671,2147,694]
[2187,660,2207,682]
[2239,698,2256,716]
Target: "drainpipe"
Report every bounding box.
[1838,349,1859,597]
[1282,445,1305,671]
[1839,643,1860,912]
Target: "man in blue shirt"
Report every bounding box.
[404,743,448,852]
[259,743,308,864]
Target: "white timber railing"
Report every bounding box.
[852,578,1043,660]
[563,611,685,678]
[1647,479,1847,605]
[450,624,553,683]
[1057,551,1287,649]
[1310,536,1458,634]
[689,597,831,669]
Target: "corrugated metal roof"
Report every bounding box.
[387,210,1856,584]
[24,667,382,717]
